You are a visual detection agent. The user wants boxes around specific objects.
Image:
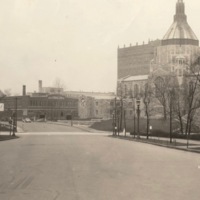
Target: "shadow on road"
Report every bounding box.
[0,135,19,142]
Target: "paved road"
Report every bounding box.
[1,132,200,200]
[17,121,86,132]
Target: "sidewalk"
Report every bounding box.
[46,121,111,133]
[111,132,200,153]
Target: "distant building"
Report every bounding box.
[0,86,78,121]
[38,80,64,94]
[64,91,115,99]
[64,91,115,119]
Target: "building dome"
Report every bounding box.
[162,0,199,46]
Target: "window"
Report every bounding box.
[128,102,132,107]
[178,69,182,76]
[134,84,139,98]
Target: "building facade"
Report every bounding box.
[118,40,161,79]
[0,93,78,121]
[64,91,115,119]
[117,0,200,118]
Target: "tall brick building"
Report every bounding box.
[118,40,161,79]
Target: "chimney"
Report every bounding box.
[23,85,26,96]
[39,80,42,93]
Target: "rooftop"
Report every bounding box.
[120,75,148,82]
[162,0,199,46]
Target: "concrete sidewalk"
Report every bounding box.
[112,132,200,154]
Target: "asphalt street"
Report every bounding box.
[17,121,86,132]
[0,126,200,200]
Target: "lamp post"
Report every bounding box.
[144,97,150,139]
[117,114,120,136]
[133,109,136,137]
[71,110,73,126]
[124,109,126,136]
[112,112,115,135]
[12,97,18,136]
[136,98,141,139]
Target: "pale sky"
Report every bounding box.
[0,0,200,94]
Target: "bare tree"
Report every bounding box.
[142,81,154,139]
[152,75,172,120]
[171,85,185,135]
[185,62,200,147]
[4,88,12,97]
[168,56,200,146]
[53,78,66,90]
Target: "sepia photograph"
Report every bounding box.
[0,0,200,199]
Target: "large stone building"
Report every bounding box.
[117,0,200,118]
[33,81,116,120]
[65,91,115,119]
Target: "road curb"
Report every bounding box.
[112,135,200,154]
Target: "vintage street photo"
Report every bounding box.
[0,0,200,200]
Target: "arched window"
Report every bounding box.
[178,69,182,76]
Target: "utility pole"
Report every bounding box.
[136,98,141,139]
[124,110,126,136]
[12,97,17,136]
[71,111,73,126]
[15,97,18,133]
[120,97,123,131]
[133,98,136,137]
[114,97,117,135]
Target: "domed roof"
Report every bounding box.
[163,21,198,41]
[162,0,199,46]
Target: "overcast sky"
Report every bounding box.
[0,0,200,95]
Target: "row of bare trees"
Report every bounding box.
[118,56,200,145]
[142,58,200,145]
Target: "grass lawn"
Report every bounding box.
[90,118,200,140]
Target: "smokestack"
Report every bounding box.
[23,85,26,96]
[39,80,42,93]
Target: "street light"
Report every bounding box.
[136,98,141,138]
[71,110,73,126]
[111,111,117,136]
[169,88,175,144]
[144,97,150,139]
[12,97,18,136]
